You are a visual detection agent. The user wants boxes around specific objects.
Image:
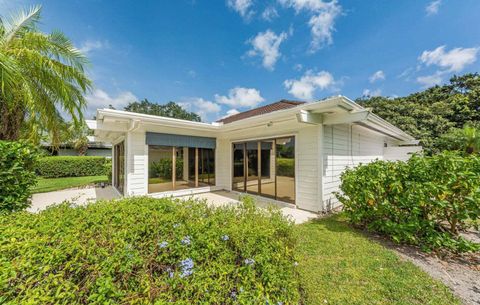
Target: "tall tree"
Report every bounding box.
[357,73,480,153]
[124,99,201,122]
[0,6,91,144]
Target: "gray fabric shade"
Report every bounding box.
[146,132,216,149]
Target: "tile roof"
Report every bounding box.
[216,100,306,124]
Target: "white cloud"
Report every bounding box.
[227,0,254,20]
[215,87,265,108]
[222,108,241,119]
[85,89,137,117]
[283,70,336,100]
[247,29,288,70]
[78,40,109,54]
[279,0,342,52]
[362,88,382,97]
[426,0,441,16]
[180,98,221,121]
[416,73,443,88]
[369,70,385,83]
[262,6,279,21]
[187,69,197,78]
[419,45,479,72]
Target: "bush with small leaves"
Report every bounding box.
[336,151,480,253]
[0,141,38,214]
[0,197,300,304]
[35,156,109,178]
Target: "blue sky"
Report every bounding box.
[2,0,480,121]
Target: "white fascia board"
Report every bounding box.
[85,119,97,129]
[96,109,219,131]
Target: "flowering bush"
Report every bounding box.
[336,152,480,253]
[0,196,300,304]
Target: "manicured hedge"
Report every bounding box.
[0,141,38,214]
[0,197,300,304]
[36,156,110,178]
[337,152,480,253]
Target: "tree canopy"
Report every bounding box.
[356,73,480,153]
[0,6,91,145]
[124,99,201,122]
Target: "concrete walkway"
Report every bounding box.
[29,186,120,213]
[179,191,318,224]
[30,188,318,224]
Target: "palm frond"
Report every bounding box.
[1,5,41,45]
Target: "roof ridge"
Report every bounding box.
[216,99,306,124]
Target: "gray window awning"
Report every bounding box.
[146,132,216,149]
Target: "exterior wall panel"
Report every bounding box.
[126,131,148,196]
[322,124,385,209]
[296,126,321,212]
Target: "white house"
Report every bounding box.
[87,95,420,212]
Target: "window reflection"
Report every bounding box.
[148,146,215,193]
[232,136,295,204]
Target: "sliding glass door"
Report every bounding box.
[232,136,295,204]
[148,145,215,193]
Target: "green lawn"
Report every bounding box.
[33,175,108,193]
[295,214,460,305]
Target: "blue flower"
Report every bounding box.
[166,267,174,278]
[179,258,194,278]
[231,291,237,299]
[158,241,168,248]
[221,234,229,241]
[244,258,255,266]
[181,235,191,246]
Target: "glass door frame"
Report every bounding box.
[231,135,295,205]
[113,141,125,195]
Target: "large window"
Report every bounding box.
[232,136,295,204]
[148,145,215,193]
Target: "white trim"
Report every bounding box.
[228,132,298,144]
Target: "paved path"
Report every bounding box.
[29,186,120,213]
[179,191,318,224]
[30,188,318,224]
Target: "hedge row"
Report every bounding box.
[36,156,110,178]
[0,141,38,214]
[0,197,300,304]
[337,152,480,253]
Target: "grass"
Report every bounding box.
[295,214,460,305]
[32,175,108,193]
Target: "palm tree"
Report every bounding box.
[0,5,91,145]
[463,125,480,154]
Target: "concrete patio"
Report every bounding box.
[29,186,120,213]
[29,188,319,224]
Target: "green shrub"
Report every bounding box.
[150,159,183,179]
[277,158,294,177]
[0,197,300,304]
[0,141,39,214]
[36,156,108,178]
[336,152,480,253]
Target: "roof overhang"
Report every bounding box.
[89,96,417,145]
